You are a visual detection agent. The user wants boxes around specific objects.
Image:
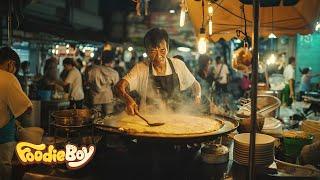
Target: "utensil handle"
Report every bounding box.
[135,112,150,124]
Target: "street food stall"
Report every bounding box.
[2,0,320,179]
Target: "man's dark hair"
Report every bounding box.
[198,55,211,70]
[300,67,311,75]
[0,46,20,71]
[215,56,221,61]
[144,28,169,49]
[289,56,295,64]
[63,58,75,66]
[21,61,30,72]
[102,50,114,64]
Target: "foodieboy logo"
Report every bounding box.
[15,142,96,170]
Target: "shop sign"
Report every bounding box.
[15,142,95,170]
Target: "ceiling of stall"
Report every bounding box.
[187,0,320,41]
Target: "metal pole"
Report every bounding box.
[7,0,13,46]
[249,0,260,180]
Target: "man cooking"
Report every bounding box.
[116,28,201,115]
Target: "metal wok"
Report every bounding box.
[94,114,238,144]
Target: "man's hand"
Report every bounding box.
[194,95,201,105]
[126,100,139,115]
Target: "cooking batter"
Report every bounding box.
[117,28,201,115]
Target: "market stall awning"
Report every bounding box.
[187,0,320,41]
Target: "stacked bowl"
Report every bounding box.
[234,133,275,166]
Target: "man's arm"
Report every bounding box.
[116,79,138,115]
[191,80,201,104]
[55,79,69,87]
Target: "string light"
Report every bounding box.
[143,52,148,58]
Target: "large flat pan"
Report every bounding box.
[94,114,238,144]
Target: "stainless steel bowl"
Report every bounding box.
[51,109,96,126]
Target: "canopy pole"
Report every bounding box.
[7,0,13,46]
[249,0,260,180]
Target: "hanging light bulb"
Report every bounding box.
[266,53,276,65]
[208,18,213,35]
[180,9,186,27]
[208,4,213,15]
[208,3,213,36]
[269,7,277,39]
[179,0,187,27]
[268,33,277,39]
[198,28,207,54]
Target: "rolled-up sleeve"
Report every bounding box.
[7,76,32,118]
[123,64,140,91]
[176,60,196,90]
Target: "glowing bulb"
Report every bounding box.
[208,19,213,35]
[66,44,70,48]
[143,52,148,58]
[267,53,276,65]
[79,45,83,49]
[179,8,186,27]
[55,45,59,48]
[316,22,320,31]
[169,10,175,14]
[66,49,70,54]
[90,52,94,58]
[55,50,59,55]
[198,37,207,54]
[268,33,277,39]
[128,47,133,51]
[208,6,213,15]
[52,49,55,54]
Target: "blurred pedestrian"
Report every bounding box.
[282,57,296,106]
[87,51,119,116]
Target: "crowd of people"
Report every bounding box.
[1,28,320,179]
